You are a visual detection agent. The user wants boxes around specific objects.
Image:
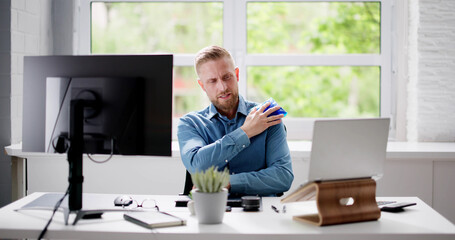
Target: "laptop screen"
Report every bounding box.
[307,118,390,183]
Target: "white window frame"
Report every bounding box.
[77,0,394,140]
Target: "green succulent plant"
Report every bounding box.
[191,166,230,193]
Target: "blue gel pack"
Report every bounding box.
[255,98,287,117]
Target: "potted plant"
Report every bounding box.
[190,166,230,224]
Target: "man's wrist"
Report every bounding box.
[240,126,251,138]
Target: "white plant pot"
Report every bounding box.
[191,188,228,224]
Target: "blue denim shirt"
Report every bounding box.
[177,96,294,196]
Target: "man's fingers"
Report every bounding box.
[259,102,271,112]
[267,118,282,126]
[249,107,257,115]
[242,105,283,139]
[263,105,281,116]
[267,114,284,123]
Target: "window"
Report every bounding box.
[90,2,223,54]
[89,1,222,118]
[79,0,393,140]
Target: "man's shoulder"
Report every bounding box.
[179,106,212,123]
[242,98,259,112]
[244,99,258,107]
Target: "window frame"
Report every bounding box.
[78,0,394,140]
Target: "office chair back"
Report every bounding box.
[183,170,193,195]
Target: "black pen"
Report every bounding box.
[271,205,280,213]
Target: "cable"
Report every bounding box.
[51,135,70,153]
[87,138,114,164]
[47,78,73,153]
[38,185,70,240]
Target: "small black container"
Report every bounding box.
[241,196,261,211]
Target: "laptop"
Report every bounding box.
[307,118,390,183]
[282,118,390,203]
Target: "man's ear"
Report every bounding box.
[235,67,240,82]
[197,79,206,92]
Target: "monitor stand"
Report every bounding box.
[66,99,99,223]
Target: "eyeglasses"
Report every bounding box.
[123,198,160,211]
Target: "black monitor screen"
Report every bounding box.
[23,55,173,156]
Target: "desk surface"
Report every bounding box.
[0,193,454,240]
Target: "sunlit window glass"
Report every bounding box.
[247,66,380,118]
[91,2,223,53]
[247,2,381,54]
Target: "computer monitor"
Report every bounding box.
[22,55,173,212]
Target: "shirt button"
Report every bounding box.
[242,145,245,148]
[225,159,228,163]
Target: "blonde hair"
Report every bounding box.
[194,46,235,75]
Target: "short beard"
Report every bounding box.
[213,92,239,116]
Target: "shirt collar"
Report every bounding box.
[207,95,249,119]
[237,95,249,116]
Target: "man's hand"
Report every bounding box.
[241,102,284,138]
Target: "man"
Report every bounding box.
[177,46,293,196]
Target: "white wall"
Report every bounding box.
[0,0,72,207]
[11,0,53,144]
[0,0,53,208]
[407,0,455,141]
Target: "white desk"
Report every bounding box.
[6,142,455,224]
[0,193,454,240]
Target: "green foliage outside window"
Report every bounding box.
[91,2,381,118]
[247,2,381,117]
[92,2,223,53]
[247,66,379,118]
[247,2,380,54]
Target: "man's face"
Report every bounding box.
[197,57,240,115]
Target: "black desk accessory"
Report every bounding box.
[175,195,262,211]
[379,202,417,212]
[241,196,261,211]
